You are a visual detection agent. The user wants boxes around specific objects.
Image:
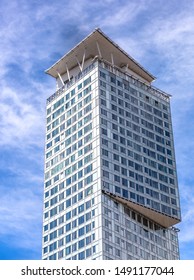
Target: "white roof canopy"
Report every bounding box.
[45,28,155,83]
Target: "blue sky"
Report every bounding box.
[0,0,194,260]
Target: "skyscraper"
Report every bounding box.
[42,28,181,260]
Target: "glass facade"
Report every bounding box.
[42,29,181,260]
[98,62,180,222]
[43,64,103,260]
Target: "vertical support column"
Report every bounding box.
[75,48,87,72]
[75,56,82,72]
[81,49,86,72]
[96,41,102,58]
[111,53,114,66]
[66,64,71,81]
[56,71,65,86]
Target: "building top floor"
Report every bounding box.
[46,59,170,105]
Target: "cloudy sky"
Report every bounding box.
[0,0,194,260]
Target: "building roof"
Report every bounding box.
[45,28,155,83]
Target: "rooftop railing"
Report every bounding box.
[47,57,171,104]
[99,59,171,102]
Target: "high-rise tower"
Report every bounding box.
[42,29,181,260]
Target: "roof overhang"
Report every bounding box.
[103,190,180,228]
[45,28,155,83]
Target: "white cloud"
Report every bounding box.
[0,186,42,251]
[0,85,44,148]
[144,9,194,84]
[97,1,147,28]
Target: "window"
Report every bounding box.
[66,234,71,243]
[78,215,85,225]
[78,227,85,236]
[50,220,57,230]
[85,175,93,185]
[85,186,93,197]
[78,251,85,260]
[113,154,119,161]
[66,198,71,208]
[113,133,118,141]
[86,248,92,258]
[111,95,117,102]
[84,76,91,87]
[102,159,109,167]
[45,180,51,188]
[58,238,64,247]
[46,141,52,149]
[84,95,92,105]
[58,216,64,224]
[120,137,126,145]
[50,207,57,217]
[110,76,116,84]
[102,138,108,147]
[115,186,121,193]
[102,149,108,157]
[100,98,106,106]
[72,242,77,252]
[78,83,82,90]
[49,242,57,252]
[86,212,91,221]
[121,157,127,165]
[121,188,128,198]
[83,85,91,96]
[66,211,71,221]
[86,200,91,209]
[66,187,71,197]
[122,178,128,187]
[66,223,71,232]
[66,246,71,256]
[112,114,117,121]
[78,191,83,201]
[121,167,127,176]
[66,177,71,186]
[44,235,48,243]
[86,236,92,245]
[112,124,119,133]
[84,164,92,175]
[111,104,117,111]
[120,146,126,154]
[78,239,85,249]
[78,181,83,189]
[100,71,106,79]
[50,230,57,241]
[114,175,120,182]
[103,170,109,178]
[119,108,124,116]
[78,204,85,214]
[101,128,107,136]
[101,108,107,116]
[115,248,121,257]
